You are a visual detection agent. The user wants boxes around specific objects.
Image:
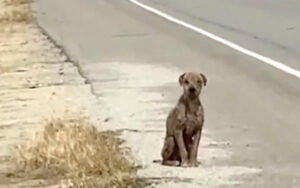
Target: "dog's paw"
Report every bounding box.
[180,160,189,168]
[189,160,200,167]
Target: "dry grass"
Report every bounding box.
[16,120,143,188]
[3,0,31,5]
[0,0,32,23]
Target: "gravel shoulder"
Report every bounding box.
[0,4,102,187]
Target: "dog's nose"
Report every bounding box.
[189,87,196,92]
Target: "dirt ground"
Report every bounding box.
[0,2,109,187]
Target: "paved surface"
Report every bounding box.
[138,0,300,70]
[34,0,300,187]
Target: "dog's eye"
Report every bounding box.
[197,80,201,84]
[184,80,189,84]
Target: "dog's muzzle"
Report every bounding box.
[189,87,196,93]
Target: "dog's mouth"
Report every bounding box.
[187,91,199,98]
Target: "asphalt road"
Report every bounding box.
[138,0,300,70]
[34,0,300,187]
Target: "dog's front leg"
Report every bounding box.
[174,129,189,167]
[189,128,202,167]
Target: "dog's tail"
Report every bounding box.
[152,159,162,164]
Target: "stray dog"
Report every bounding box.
[161,72,207,167]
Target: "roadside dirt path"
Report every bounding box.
[0,22,100,187]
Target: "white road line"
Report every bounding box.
[129,0,300,79]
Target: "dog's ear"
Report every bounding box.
[200,73,207,86]
[179,73,186,86]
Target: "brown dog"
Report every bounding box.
[161,72,207,167]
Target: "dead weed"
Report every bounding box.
[3,0,31,5]
[0,0,32,23]
[16,120,142,188]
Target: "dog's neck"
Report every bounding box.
[179,95,201,114]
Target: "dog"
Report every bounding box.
[161,72,207,167]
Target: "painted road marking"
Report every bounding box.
[129,0,300,79]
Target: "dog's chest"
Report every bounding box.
[184,113,202,136]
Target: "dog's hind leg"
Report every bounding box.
[161,136,180,166]
[162,160,180,166]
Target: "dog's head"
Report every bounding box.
[179,72,207,98]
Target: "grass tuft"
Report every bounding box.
[17,120,141,188]
[0,0,32,23]
[3,0,31,5]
